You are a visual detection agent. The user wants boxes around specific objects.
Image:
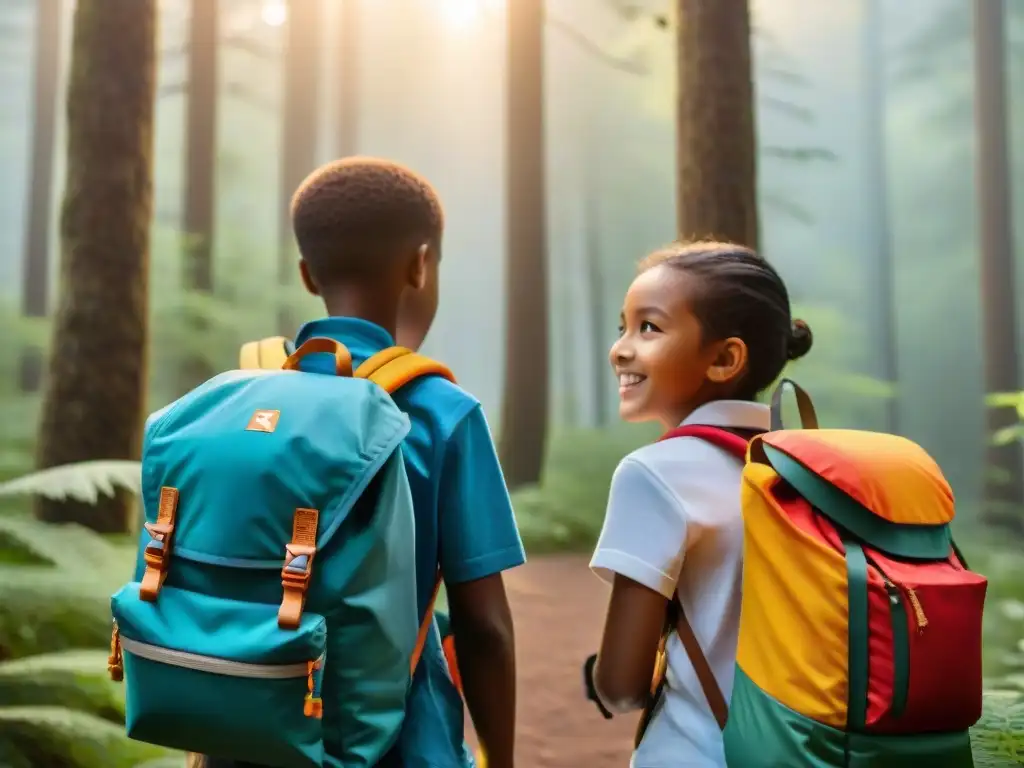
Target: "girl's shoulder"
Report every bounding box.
[614,431,747,492]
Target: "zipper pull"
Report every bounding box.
[905,587,928,633]
[883,578,899,604]
[108,622,124,682]
[304,658,323,719]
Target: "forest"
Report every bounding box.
[0,0,1023,766]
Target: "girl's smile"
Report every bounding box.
[610,265,716,429]
[617,372,647,396]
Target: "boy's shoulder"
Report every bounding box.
[395,370,482,438]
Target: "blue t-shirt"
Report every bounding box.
[294,317,526,768]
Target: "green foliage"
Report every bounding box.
[513,424,658,553]
[0,461,170,767]
[0,708,166,768]
[986,391,1024,447]
[972,691,1024,765]
[0,460,142,505]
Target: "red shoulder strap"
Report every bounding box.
[658,424,749,460]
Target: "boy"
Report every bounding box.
[287,157,522,768]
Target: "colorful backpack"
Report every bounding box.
[644,380,987,767]
[108,336,454,767]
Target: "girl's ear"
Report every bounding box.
[705,336,748,385]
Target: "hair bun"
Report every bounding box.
[787,318,813,361]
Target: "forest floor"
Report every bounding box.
[465,554,636,768]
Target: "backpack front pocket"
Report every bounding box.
[111,583,327,768]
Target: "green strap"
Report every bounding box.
[842,535,869,732]
[951,537,969,569]
[886,581,910,720]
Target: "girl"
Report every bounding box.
[583,241,812,767]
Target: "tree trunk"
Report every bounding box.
[278,0,322,334]
[178,0,218,393]
[862,0,899,434]
[675,0,758,248]
[580,76,608,428]
[336,0,359,157]
[18,0,63,393]
[498,0,549,490]
[35,0,157,533]
[972,0,1024,518]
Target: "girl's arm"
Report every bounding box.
[592,573,668,712]
[586,455,690,714]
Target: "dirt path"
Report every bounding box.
[466,555,636,767]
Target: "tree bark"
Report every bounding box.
[972,0,1023,517]
[35,0,157,533]
[499,0,549,490]
[178,0,218,393]
[675,0,758,248]
[336,0,359,158]
[19,0,63,393]
[278,0,322,334]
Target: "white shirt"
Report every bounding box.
[590,400,770,768]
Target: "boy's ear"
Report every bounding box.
[407,243,430,291]
[705,336,748,385]
[298,260,319,296]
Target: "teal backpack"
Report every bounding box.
[109,337,455,768]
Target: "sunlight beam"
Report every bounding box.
[261,0,287,28]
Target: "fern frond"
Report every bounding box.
[134,757,186,768]
[0,651,123,722]
[0,514,135,573]
[0,706,169,768]
[0,566,120,659]
[971,690,1024,765]
[0,461,143,505]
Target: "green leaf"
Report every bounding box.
[993,424,1024,447]
[971,690,1024,764]
[0,707,169,768]
[0,565,125,660]
[985,392,1024,409]
[0,651,124,722]
[0,461,143,505]
[0,514,135,573]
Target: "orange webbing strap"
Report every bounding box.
[239,336,290,370]
[140,487,180,602]
[410,572,443,675]
[356,347,456,393]
[278,508,320,630]
[353,346,411,380]
[356,348,455,676]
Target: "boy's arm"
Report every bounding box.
[438,404,525,768]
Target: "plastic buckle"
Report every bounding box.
[143,522,173,568]
[281,544,316,588]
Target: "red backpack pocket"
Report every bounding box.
[864,550,987,733]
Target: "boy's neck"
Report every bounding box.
[320,287,399,340]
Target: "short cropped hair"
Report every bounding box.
[291,157,444,286]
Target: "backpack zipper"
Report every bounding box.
[108,621,322,680]
[880,575,911,720]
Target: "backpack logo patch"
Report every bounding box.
[246,409,280,433]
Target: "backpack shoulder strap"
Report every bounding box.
[355,346,455,676]
[659,424,749,460]
[673,597,728,730]
[355,346,456,393]
[239,336,291,370]
[652,423,749,732]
